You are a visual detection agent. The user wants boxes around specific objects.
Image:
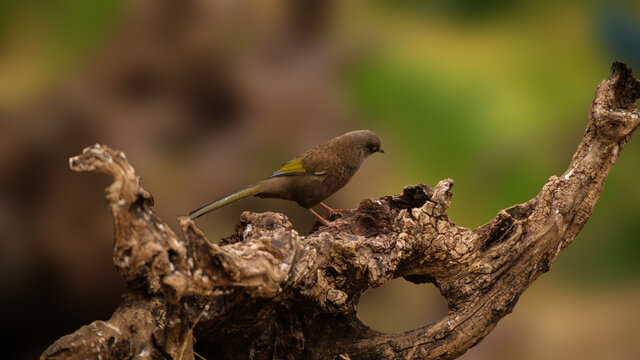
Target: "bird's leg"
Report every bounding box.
[308,208,330,226]
[319,202,351,217]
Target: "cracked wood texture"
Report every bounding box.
[41,63,640,360]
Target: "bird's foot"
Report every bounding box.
[319,202,352,217]
[308,208,330,226]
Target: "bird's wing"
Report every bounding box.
[268,157,326,178]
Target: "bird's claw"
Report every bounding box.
[319,202,352,218]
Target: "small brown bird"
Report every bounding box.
[189,130,384,225]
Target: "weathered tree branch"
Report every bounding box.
[42,63,640,360]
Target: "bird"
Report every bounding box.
[189,130,384,226]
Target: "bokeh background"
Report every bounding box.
[1,0,639,359]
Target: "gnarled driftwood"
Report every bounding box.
[42,62,640,359]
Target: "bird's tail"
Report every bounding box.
[189,183,262,220]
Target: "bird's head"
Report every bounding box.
[345,130,384,159]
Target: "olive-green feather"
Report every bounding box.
[268,158,308,178]
[189,184,262,219]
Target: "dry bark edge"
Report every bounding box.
[42,62,640,360]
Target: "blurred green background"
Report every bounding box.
[1,0,639,359]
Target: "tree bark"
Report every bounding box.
[41,62,640,360]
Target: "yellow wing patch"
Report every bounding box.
[269,158,308,178]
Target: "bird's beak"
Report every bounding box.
[378,148,385,153]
